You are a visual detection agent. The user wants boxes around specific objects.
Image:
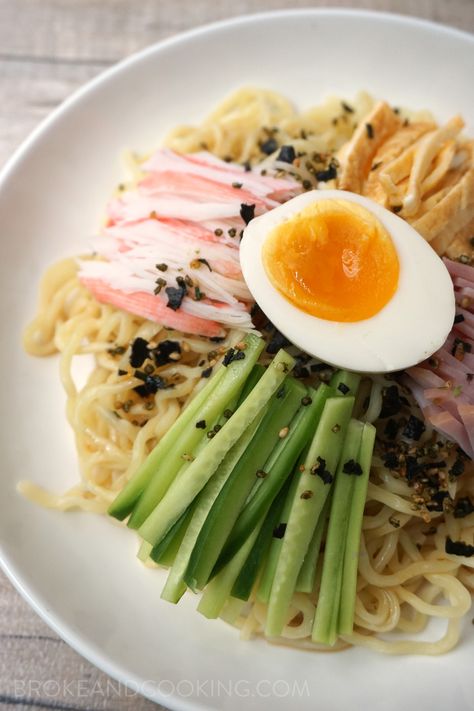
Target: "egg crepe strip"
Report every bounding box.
[22,87,473,655]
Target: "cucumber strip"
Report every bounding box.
[219,597,246,625]
[295,494,330,593]
[128,334,264,529]
[256,472,299,604]
[139,349,295,548]
[197,522,263,620]
[264,395,355,637]
[231,479,290,601]
[137,540,153,562]
[238,364,265,404]
[149,506,194,567]
[161,412,266,603]
[338,423,376,636]
[214,384,332,574]
[331,370,361,398]
[108,364,227,521]
[311,419,364,645]
[183,378,306,591]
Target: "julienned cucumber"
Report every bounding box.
[161,410,266,603]
[338,422,375,636]
[257,471,300,604]
[197,522,264,620]
[107,364,226,521]
[127,334,264,529]
[138,349,296,547]
[230,478,291,601]
[183,378,305,592]
[311,419,364,645]
[213,384,332,574]
[264,395,355,637]
[295,494,330,593]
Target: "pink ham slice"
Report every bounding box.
[406,258,474,458]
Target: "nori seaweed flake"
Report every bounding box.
[445,537,474,557]
[260,137,278,155]
[266,330,290,355]
[315,163,337,182]
[133,370,171,396]
[201,367,213,378]
[277,145,296,163]
[240,203,256,225]
[449,458,465,477]
[311,456,333,484]
[150,340,181,367]
[337,382,350,395]
[380,385,403,418]
[223,348,236,367]
[129,337,150,368]
[402,415,426,441]
[383,451,399,469]
[342,459,363,476]
[453,497,474,519]
[165,285,186,311]
[273,523,287,539]
[454,314,465,324]
[365,123,374,139]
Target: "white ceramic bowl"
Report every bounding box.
[0,9,473,711]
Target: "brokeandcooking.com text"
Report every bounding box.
[13,678,310,699]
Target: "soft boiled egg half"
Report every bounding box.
[240,190,455,373]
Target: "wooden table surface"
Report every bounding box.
[1,1,473,709]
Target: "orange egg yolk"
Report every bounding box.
[262,199,400,322]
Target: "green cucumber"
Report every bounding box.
[139,349,295,548]
[264,395,355,637]
[160,411,266,603]
[338,422,375,636]
[312,419,364,645]
[214,384,333,574]
[183,378,306,591]
[127,334,264,529]
[108,364,226,521]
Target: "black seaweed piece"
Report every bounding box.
[405,456,421,482]
[312,456,333,485]
[240,203,256,225]
[365,123,374,138]
[426,490,450,512]
[165,286,186,311]
[342,459,363,476]
[380,385,403,418]
[273,523,287,539]
[454,314,465,324]
[129,337,150,368]
[276,145,296,163]
[337,383,350,395]
[453,497,474,519]
[151,340,181,366]
[445,537,474,557]
[266,330,290,355]
[133,370,170,396]
[315,164,337,182]
[449,458,465,477]
[201,367,213,378]
[117,369,128,376]
[276,386,286,399]
[223,348,236,367]
[260,138,278,155]
[402,415,426,441]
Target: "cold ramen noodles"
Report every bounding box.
[22,88,474,654]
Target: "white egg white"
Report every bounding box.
[240,189,455,373]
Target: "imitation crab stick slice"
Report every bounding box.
[82,278,223,338]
